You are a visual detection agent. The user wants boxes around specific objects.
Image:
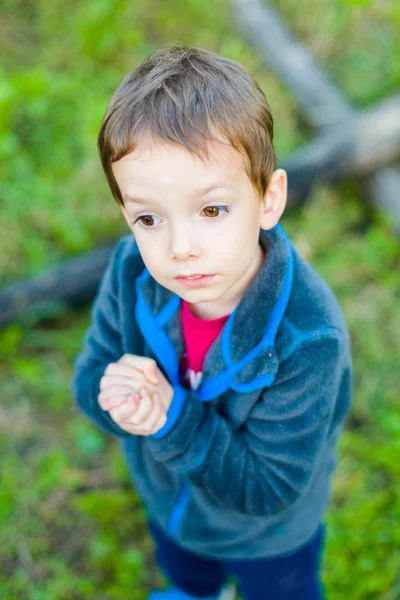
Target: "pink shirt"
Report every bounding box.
[179,300,230,391]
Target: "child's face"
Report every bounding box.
[112,136,286,318]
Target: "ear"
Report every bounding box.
[260,169,287,230]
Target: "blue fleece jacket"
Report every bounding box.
[71,223,353,559]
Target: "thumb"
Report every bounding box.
[119,354,160,384]
[146,364,159,385]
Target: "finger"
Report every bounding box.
[109,395,139,422]
[99,391,139,412]
[151,410,168,435]
[137,392,166,434]
[121,404,167,436]
[130,388,154,425]
[100,374,148,391]
[126,391,164,435]
[133,412,167,436]
[98,384,141,407]
[119,355,159,385]
[103,364,148,381]
[99,393,130,412]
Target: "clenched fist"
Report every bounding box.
[97,354,174,436]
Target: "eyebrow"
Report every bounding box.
[123,183,235,205]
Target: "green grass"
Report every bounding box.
[1,0,400,598]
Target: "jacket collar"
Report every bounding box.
[134,224,294,400]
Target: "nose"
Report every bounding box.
[168,220,200,261]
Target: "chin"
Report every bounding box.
[182,289,219,302]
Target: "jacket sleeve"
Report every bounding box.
[70,237,136,439]
[145,332,352,517]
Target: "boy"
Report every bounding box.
[72,44,353,600]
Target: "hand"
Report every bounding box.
[98,354,159,412]
[109,386,168,436]
[97,354,174,436]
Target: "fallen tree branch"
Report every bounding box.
[1,94,400,329]
[284,94,400,207]
[230,0,400,231]
[0,242,116,329]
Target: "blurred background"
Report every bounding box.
[1,0,399,598]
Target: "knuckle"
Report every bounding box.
[131,412,142,425]
[113,406,124,420]
[153,417,166,434]
[99,377,105,389]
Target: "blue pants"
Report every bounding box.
[148,520,326,600]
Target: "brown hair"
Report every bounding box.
[98,43,277,206]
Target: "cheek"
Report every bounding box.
[138,240,176,284]
[133,235,161,266]
[212,220,255,254]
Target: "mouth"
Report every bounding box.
[175,274,209,279]
[174,274,216,288]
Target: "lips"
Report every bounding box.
[174,274,208,279]
[174,274,216,287]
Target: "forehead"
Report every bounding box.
[112,137,246,192]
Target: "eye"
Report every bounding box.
[203,206,230,218]
[139,216,155,226]
[133,214,161,230]
[204,206,219,218]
